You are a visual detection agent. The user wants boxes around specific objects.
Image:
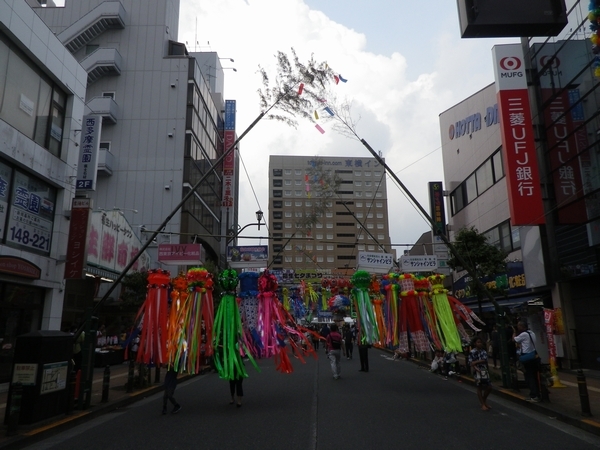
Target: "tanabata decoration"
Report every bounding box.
[352,270,378,345]
[167,274,188,370]
[238,272,262,356]
[382,273,400,347]
[256,270,317,373]
[447,294,485,335]
[213,269,259,380]
[589,1,600,77]
[134,269,170,365]
[370,276,387,346]
[428,274,463,352]
[398,274,430,353]
[171,267,214,374]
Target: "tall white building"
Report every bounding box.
[0,0,87,381]
[267,155,394,278]
[29,1,237,328]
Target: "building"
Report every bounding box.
[0,0,87,381]
[440,5,600,368]
[28,0,237,329]
[267,155,394,281]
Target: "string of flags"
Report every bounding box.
[297,71,348,135]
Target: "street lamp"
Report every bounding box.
[222,67,237,72]
[227,210,266,245]
[219,57,235,62]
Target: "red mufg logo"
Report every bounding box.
[499,57,522,71]
[539,55,560,69]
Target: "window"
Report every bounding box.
[284,169,291,175]
[273,233,283,241]
[326,234,333,239]
[295,179,302,185]
[368,245,375,250]
[273,190,283,197]
[273,211,283,219]
[273,179,283,187]
[285,256,292,262]
[306,245,313,250]
[512,226,521,250]
[326,212,333,218]
[492,149,504,182]
[285,222,292,228]
[356,191,362,197]
[365,171,371,177]
[285,244,292,251]
[338,255,356,260]
[285,211,292,217]
[451,186,465,215]
[316,244,324,250]
[295,244,303,251]
[102,91,115,99]
[378,234,385,240]
[295,169,302,175]
[355,171,362,176]
[356,213,364,218]
[295,223,303,228]
[284,179,291,185]
[296,256,303,262]
[316,233,323,239]
[317,256,324,262]
[99,142,111,152]
[366,191,373,197]
[377,223,384,229]
[273,244,283,252]
[316,223,323,228]
[295,211,303,218]
[327,256,334,262]
[305,201,312,207]
[284,233,292,238]
[356,202,363,208]
[326,223,333,228]
[295,190,302,196]
[367,223,374,229]
[376,192,383,198]
[284,190,292,196]
[273,169,282,176]
[273,200,282,208]
[355,181,362,187]
[365,181,372,187]
[376,213,383,218]
[466,174,477,204]
[358,245,365,251]
[273,222,283,230]
[374,171,382,177]
[284,201,292,206]
[295,201,302,207]
[476,159,494,194]
[376,202,383,208]
[367,213,373,219]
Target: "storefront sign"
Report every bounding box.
[400,255,437,272]
[492,44,545,225]
[227,245,268,262]
[0,256,41,279]
[222,100,236,207]
[428,181,446,236]
[358,251,394,274]
[158,243,204,265]
[64,198,91,279]
[76,115,101,191]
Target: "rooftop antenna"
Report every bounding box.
[194,17,197,52]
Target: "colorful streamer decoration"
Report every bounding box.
[135,269,170,365]
[338,74,348,83]
[213,269,259,380]
[589,1,600,77]
[352,270,378,345]
[298,82,305,95]
[315,124,325,134]
[428,274,462,352]
[314,110,319,120]
[323,106,334,116]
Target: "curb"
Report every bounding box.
[398,351,600,437]
[0,372,199,450]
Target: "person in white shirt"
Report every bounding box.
[513,320,541,402]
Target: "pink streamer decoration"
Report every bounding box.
[315,124,325,134]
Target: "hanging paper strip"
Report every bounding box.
[338,74,348,83]
[135,269,170,365]
[428,274,463,352]
[213,269,259,380]
[323,106,334,116]
[298,82,305,95]
[167,274,188,370]
[588,1,600,78]
[351,270,378,344]
[315,124,325,134]
[398,274,430,353]
[314,110,319,120]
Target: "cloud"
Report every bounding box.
[178,0,512,248]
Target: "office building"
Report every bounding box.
[0,0,87,381]
[268,155,394,279]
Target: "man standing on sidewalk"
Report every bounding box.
[513,320,541,403]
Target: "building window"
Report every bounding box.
[492,148,504,182]
[316,233,323,239]
[273,179,283,187]
[273,233,283,241]
[285,211,292,217]
[284,190,292,196]
[295,169,302,175]
[285,244,292,250]
[296,256,303,263]
[368,245,375,251]
[285,222,292,228]
[358,245,365,251]
[295,201,302,207]
[326,245,334,251]
[284,169,291,175]
[316,223,323,228]
[273,222,283,230]
[326,212,333,218]
[316,244,323,250]
[102,91,115,99]
[273,244,283,252]
[273,200,282,208]
[273,190,283,198]
[476,159,494,194]
[285,201,292,206]
[377,213,383,219]
[366,191,373,197]
[365,181,372,187]
[273,211,283,219]
[326,234,333,239]
[377,234,384,240]
[295,211,303,218]
[327,256,334,262]
[376,202,382,208]
[376,192,383,198]
[355,170,362,176]
[355,181,362,186]
[365,171,371,177]
[356,213,364,218]
[317,256,324,262]
[466,174,477,204]
[285,256,292,262]
[356,202,363,208]
[374,171,382,177]
[377,223,384,229]
[326,223,333,228]
[306,244,313,250]
[273,168,282,176]
[355,191,362,197]
[284,179,291,185]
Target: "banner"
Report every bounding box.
[492,44,545,225]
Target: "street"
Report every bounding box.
[23,349,600,450]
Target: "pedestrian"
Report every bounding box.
[320,323,330,353]
[491,325,501,368]
[311,325,320,350]
[343,325,354,360]
[513,320,541,402]
[357,330,370,373]
[430,349,444,374]
[469,337,492,411]
[71,326,84,373]
[326,323,343,380]
[229,374,244,407]
[162,368,182,414]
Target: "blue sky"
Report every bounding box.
[178,0,518,250]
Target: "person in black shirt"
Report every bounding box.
[343,325,354,360]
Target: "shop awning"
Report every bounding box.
[472,295,548,313]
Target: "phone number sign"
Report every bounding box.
[400,255,438,272]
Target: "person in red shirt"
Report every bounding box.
[326,324,343,380]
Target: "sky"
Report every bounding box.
[177,0,519,252]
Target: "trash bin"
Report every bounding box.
[4,331,73,425]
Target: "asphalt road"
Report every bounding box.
[23,349,600,450]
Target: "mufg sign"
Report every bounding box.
[448,103,499,140]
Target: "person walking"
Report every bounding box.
[320,323,331,353]
[229,375,244,407]
[326,323,343,380]
[513,320,541,402]
[162,368,182,415]
[357,329,370,373]
[343,325,354,360]
[469,337,492,411]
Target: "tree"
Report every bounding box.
[446,227,508,314]
[119,270,149,310]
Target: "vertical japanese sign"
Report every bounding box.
[492,44,545,225]
[428,181,446,236]
[64,198,91,279]
[222,100,236,208]
[76,115,102,191]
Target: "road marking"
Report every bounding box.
[557,380,600,393]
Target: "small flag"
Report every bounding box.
[338,74,348,83]
[324,107,334,116]
[315,124,325,134]
[334,75,340,85]
[298,83,304,95]
[314,110,319,120]
[317,98,327,103]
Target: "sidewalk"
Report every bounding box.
[404,351,600,436]
[0,362,203,449]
